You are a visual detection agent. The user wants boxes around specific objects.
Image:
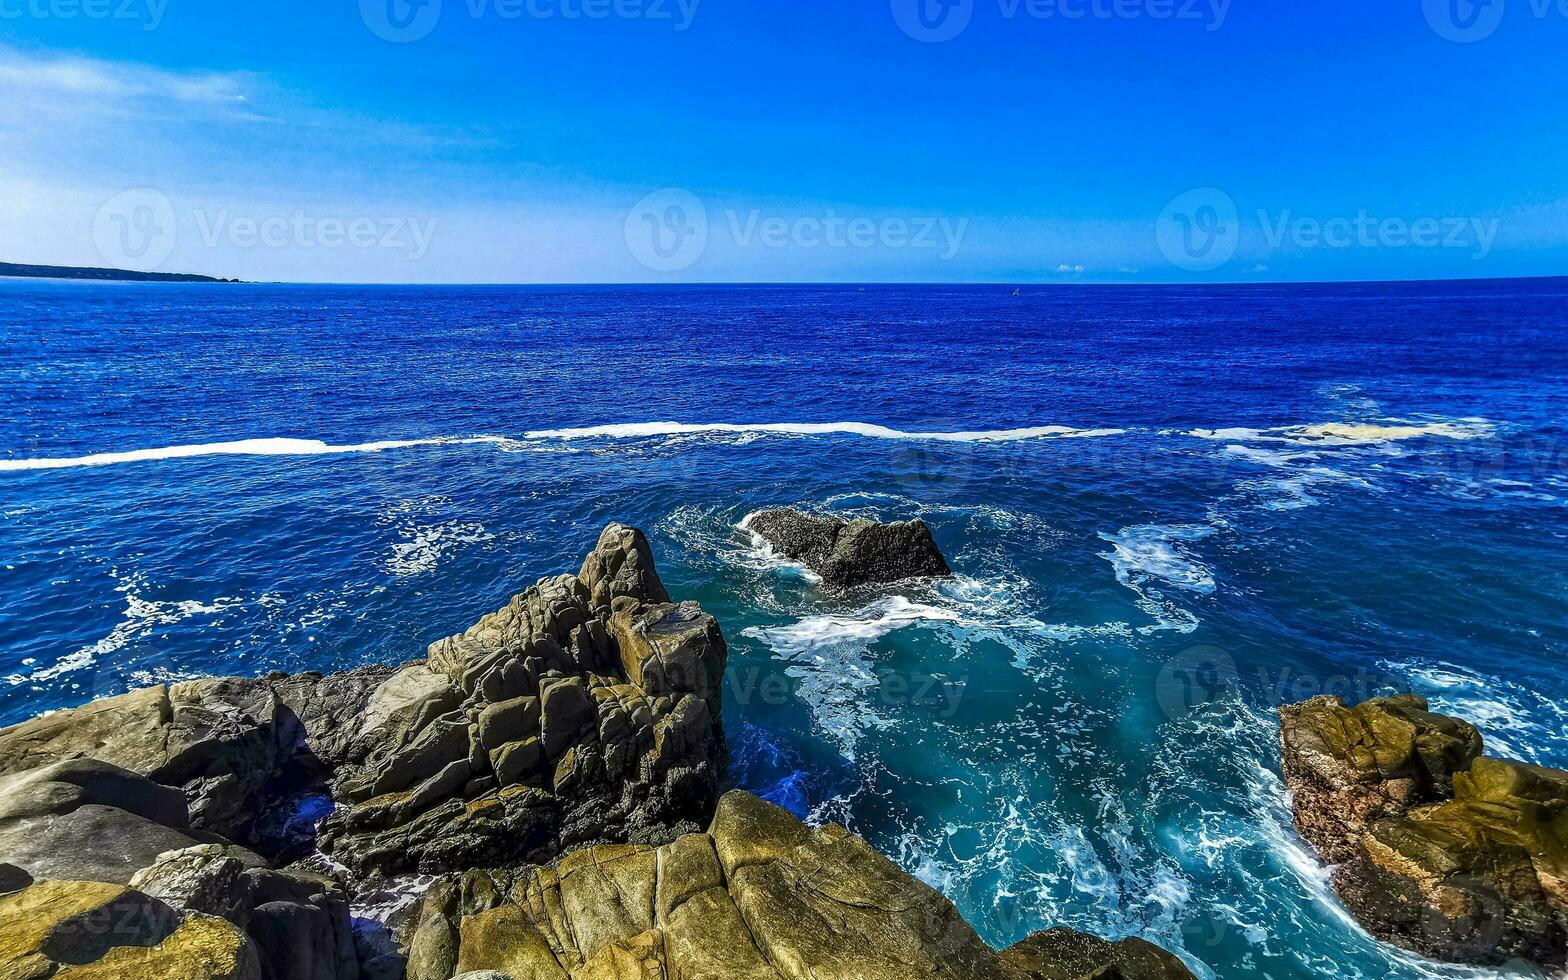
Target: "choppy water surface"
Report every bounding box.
[3,279,1567,979]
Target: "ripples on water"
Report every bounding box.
[3,279,1567,979]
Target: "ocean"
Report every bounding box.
[3,277,1567,979]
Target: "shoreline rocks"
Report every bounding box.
[0,522,1193,980]
[1280,694,1568,970]
[744,509,953,587]
[403,789,1195,980]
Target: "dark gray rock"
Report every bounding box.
[0,760,237,885]
[130,845,360,980]
[745,508,953,586]
[0,862,32,894]
[318,523,728,876]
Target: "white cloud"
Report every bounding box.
[0,44,258,114]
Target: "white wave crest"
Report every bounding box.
[1394,660,1568,768]
[1191,418,1495,447]
[744,595,962,657]
[5,571,244,687]
[523,421,1126,442]
[0,436,517,472]
[379,496,495,577]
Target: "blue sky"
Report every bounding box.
[1,0,1564,283]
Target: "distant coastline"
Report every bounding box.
[0,261,239,284]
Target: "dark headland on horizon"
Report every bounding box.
[0,261,241,284]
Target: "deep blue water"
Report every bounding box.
[3,278,1568,979]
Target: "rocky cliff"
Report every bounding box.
[0,523,1192,980]
[1280,694,1568,969]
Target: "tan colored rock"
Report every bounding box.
[1279,694,1481,863]
[1282,695,1568,969]
[0,686,174,779]
[418,791,1190,980]
[455,905,567,980]
[53,913,260,980]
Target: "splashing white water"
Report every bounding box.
[5,570,244,686]
[1098,525,1217,634]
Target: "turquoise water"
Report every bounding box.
[3,278,1567,978]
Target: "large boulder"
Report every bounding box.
[131,845,360,980]
[744,509,953,587]
[0,759,247,885]
[1279,694,1482,863]
[1001,929,1196,980]
[1281,694,1568,970]
[318,523,728,875]
[401,791,1194,980]
[0,667,398,856]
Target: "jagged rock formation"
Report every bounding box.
[744,509,952,586]
[0,523,1195,980]
[402,790,1195,980]
[0,525,728,880]
[318,523,728,875]
[1280,694,1568,969]
[0,524,727,979]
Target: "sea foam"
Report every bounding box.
[0,436,516,472]
[522,421,1127,442]
[1191,419,1495,447]
[0,423,1125,472]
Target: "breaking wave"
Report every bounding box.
[0,436,518,472]
[1191,419,1495,447]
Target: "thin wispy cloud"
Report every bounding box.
[0,45,264,120]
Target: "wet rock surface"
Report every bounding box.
[403,790,1194,980]
[0,523,1191,980]
[744,508,952,586]
[1281,694,1568,969]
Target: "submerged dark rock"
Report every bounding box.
[1280,694,1568,970]
[745,508,953,586]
